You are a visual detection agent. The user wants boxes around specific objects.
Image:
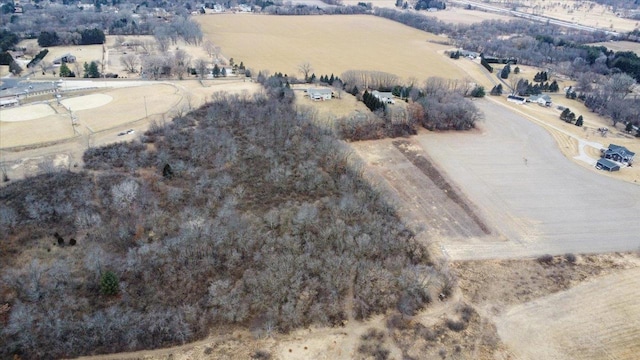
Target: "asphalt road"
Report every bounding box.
[415,99,640,259]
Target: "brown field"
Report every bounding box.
[195,14,465,83]
[589,40,640,55]
[497,266,640,359]
[479,0,640,33]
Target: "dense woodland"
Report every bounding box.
[0,91,448,359]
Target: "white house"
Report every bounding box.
[307,88,332,101]
[528,94,552,107]
[372,90,395,104]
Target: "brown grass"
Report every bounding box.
[589,40,640,56]
[195,14,465,83]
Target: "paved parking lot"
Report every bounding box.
[414,99,640,259]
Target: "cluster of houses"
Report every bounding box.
[596,144,635,172]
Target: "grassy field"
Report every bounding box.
[195,14,465,83]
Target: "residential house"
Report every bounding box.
[52,53,76,65]
[528,94,551,107]
[307,88,332,101]
[372,90,395,104]
[602,144,635,165]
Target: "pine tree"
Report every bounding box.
[576,115,584,127]
[560,108,571,121]
[100,271,119,296]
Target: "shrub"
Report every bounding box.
[564,253,577,264]
[537,254,554,265]
[100,271,119,296]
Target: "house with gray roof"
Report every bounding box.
[372,90,395,104]
[528,94,551,107]
[602,144,635,165]
[307,88,332,101]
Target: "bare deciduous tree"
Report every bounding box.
[298,62,313,81]
[120,53,140,73]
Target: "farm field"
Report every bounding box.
[497,267,640,359]
[195,14,465,83]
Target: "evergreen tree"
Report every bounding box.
[560,108,571,121]
[221,67,227,77]
[549,80,559,92]
[576,115,584,127]
[100,271,119,296]
[213,64,220,77]
[514,66,520,74]
[625,122,634,133]
[59,62,74,77]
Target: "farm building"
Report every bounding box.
[52,53,76,65]
[507,94,526,104]
[596,158,620,172]
[307,88,332,101]
[0,97,19,108]
[529,94,551,106]
[602,144,635,165]
[372,90,395,104]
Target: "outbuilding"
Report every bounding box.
[595,158,620,172]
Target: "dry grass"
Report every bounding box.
[589,40,640,55]
[195,14,465,83]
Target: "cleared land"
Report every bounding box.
[195,14,465,82]
[497,267,640,359]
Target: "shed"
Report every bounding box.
[596,158,620,172]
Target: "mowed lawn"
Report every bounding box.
[196,14,464,82]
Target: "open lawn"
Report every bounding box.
[195,14,465,83]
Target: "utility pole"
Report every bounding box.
[144,96,148,118]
